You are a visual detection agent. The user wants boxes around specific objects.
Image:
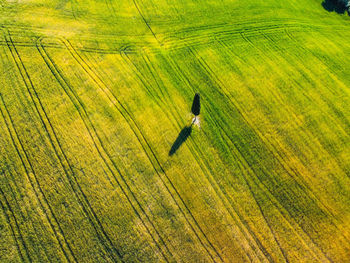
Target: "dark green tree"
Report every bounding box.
[324,0,350,13]
[191,93,200,122]
[337,0,350,12]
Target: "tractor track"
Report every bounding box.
[167,52,326,260]
[132,0,161,45]
[205,104,331,262]
[0,97,73,263]
[0,20,347,56]
[0,185,30,263]
[68,36,223,262]
[1,32,79,263]
[187,45,335,262]
[0,39,133,55]
[153,51,286,262]
[37,37,174,263]
[218,35,344,207]
[53,37,224,262]
[284,28,350,129]
[168,58,284,262]
[0,2,349,261]
[0,163,58,262]
[161,21,314,51]
[1,19,345,55]
[1,164,70,261]
[243,30,350,227]
[203,102,290,263]
[118,52,223,263]
[121,50,275,262]
[2,28,125,263]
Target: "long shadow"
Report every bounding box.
[169,125,192,156]
[322,0,348,14]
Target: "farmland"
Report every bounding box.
[0,0,349,262]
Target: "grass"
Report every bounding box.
[0,0,349,262]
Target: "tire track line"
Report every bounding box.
[264,30,350,154]
[0,163,49,262]
[60,38,223,262]
[171,76,277,262]
[188,46,333,262]
[37,38,173,263]
[203,104,289,263]
[243,31,349,230]
[284,28,350,184]
[2,31,79,259]
[132,0,161,45]
[0,185,30,263]
[72,39,213,263]
[121,50,277,262]
[0,38,133,54]
[19,37,124,262]
[2,28,124,262]
[182,78,322,262]
[164,18,301,37]
[206,108,327,262]
[135,52,188,124]
[162,22,308,51]
[155,52,282,262]
[285,28,350,129]
[117,52,223,262]
[0,93,72,263]
[1,163,59,262]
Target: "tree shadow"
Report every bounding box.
[169,125,192,156]
[322,0,348,14]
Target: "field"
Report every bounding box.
[0,0,350,262]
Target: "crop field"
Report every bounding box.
[0,0,349,262]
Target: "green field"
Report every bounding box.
[0,0,350,262]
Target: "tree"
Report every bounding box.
[191,93,200,122]
[323,0,350,14]
[337,0,350,11]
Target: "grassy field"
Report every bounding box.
[0,0,350,262]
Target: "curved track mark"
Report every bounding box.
[60,38,223,262]
[37,38,173,263]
